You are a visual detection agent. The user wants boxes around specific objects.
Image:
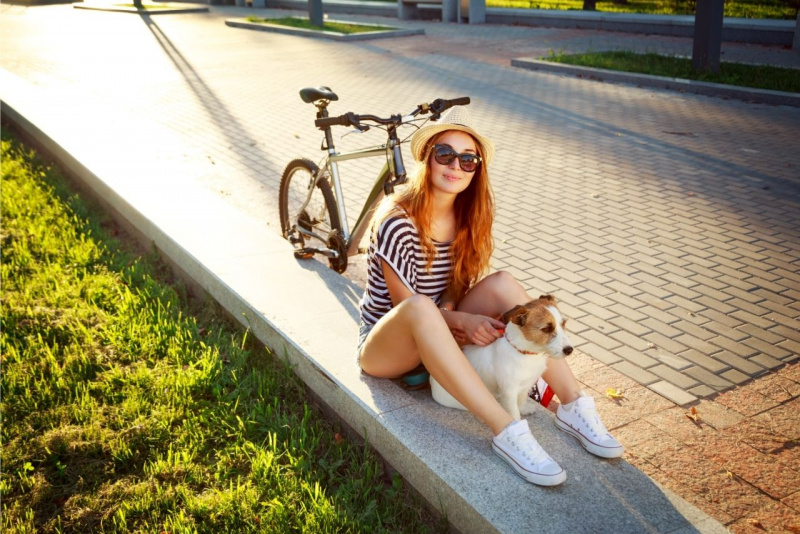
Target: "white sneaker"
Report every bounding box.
[492,419,566,486]
[555,393,624,459]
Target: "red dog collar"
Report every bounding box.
[504,333,539,356]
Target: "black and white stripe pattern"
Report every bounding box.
[359,215,453,326]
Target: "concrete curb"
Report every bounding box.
[225,17,424,41]
[74,2,209,13]
[1,67,729,534]
[511,57,800,107]
[488,9,794,46]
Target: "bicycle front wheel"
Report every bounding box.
[279,158,346,271]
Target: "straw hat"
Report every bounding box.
[410,106,495,165]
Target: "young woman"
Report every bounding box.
[356,106,622,487]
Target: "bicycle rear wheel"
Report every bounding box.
[279,158,347,272]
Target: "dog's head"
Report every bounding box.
[501,295,573,359]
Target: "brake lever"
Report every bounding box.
[341,125,371,138]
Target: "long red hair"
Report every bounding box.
[374,130,494,302]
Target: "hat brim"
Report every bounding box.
[410,124,495,166]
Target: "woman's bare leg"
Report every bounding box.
[457,271,581,404]
[359,295,513,435]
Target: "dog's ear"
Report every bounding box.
[501,305,528,326]
[539,294,556,304]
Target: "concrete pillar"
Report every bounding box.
[397,0,418,20]
[442,0,457,22]
[458,0,485,24]
[309,0,323,26]
[692,0,724,72]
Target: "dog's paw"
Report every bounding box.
[520,399,540,416]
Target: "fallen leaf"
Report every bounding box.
[606,388,624,400]
[726,470,735,479]
[334,433,343,444]
[746,518,765,530]
[685,406,701,422]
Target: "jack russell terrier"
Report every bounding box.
[431,295,572,420]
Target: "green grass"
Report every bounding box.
[0,130,444,533]
[543,50,800,93]
[245,16,394,34]
[488,0,797,19]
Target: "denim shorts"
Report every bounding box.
[356,321,375,367]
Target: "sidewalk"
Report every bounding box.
[1,4,798,531]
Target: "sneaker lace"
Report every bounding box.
[576,405,610,438]
[510,431,550,464]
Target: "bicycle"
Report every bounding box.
[279,86,470,273]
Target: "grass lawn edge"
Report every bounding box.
[225,17,425,41]
[513,57,800,106]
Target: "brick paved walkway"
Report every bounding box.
[2,4,799,530]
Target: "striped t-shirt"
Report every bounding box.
[359,214,453,326]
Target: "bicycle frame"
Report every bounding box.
[293,140,394,259]
[294,108,409,259]
[326,145,393,257]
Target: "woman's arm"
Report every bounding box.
[382,258,416,305]
[382,260,501,346]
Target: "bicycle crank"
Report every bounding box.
[327,231,348,273]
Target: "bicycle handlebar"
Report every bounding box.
[314,96,471,129]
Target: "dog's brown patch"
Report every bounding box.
[501,295,564,346]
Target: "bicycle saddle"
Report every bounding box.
[300,86,339,104]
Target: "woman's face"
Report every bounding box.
[428,130,479,198]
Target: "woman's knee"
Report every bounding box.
[480,271,524,295]
[396,294,441,323]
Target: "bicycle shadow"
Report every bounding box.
[293,254,364,321]
[137,12,285,191]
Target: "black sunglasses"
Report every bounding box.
[432,144,482,173]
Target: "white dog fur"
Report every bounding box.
[430,295,573,420]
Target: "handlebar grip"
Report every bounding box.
[315,113,354,128]
[448,97,470,107]
[429,97,471,115]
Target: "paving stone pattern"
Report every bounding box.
[1,3,798,407]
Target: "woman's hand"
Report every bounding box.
[451,313,505,347]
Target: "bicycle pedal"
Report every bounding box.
[294,249,315,260]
